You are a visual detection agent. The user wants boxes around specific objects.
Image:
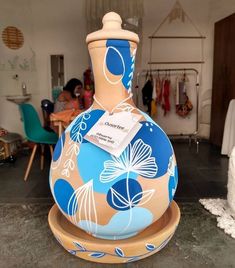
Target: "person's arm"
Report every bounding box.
[58,91,72,102]
[64,98,79,110]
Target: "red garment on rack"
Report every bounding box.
[162,79,170,115]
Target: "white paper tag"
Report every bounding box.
[84,111,142,157]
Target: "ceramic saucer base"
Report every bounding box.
[48,201,180,264]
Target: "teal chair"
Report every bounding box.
[19,103,58,181]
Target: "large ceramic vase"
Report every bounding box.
[49,12,179,262]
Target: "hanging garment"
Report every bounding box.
[175,76,180,105]
[151,99,157,117]
[152,77,157,101]
[151,76,157,117]
[142,79,153,115]
[175,76,193,117]
[156,76,162,104]
[162,79,171,115]
[84,89,93,109]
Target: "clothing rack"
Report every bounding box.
[136,68,200,149]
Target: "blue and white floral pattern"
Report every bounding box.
[56,233,174,262]
[100,139,158,183]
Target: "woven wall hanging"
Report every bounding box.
[2,26,24,49]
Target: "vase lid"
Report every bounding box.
[86,12,139,44]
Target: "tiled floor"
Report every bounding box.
[173,141,228,201]
[0,141,228,202]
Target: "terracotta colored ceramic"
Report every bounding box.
[49,12,179,240]
[48,201,180,263]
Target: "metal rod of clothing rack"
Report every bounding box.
[148,36,206,39]
[136,68,200,143]
[148,61,205,65]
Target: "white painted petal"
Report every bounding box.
[133,157,158,178]
[110,187,130,209]
[99,160,127,183]
[131,189,155,206]
[130,139,152,167]
[74,144,80,155]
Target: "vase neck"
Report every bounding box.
[93,92,133,114]
[94,84,131,111]
[88,39,137,111]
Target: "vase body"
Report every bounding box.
[49,13,178,240]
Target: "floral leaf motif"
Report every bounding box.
[68,180,98,234]
[83,113,91,120]
[100,139,158,183]
[130,139,158,178]
[131,189,155,206]
[64,159,74,170]
[71,131,83,144]
[61,169,69,177]
[66,144,79,156]
[110,187,130,209]
[73,144,80,155]
[68,249,76,255]
[115,247,125,257]
[100,160,127,183]
[63,110,92,177]
[70,108,92,144]
[73,242,86,251]
[79,121,87,131]
[89,252,105,258]
[146,243,156,251]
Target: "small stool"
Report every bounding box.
[0,132,22,160]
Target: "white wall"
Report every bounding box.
[0,0,235,137]
[0,0,88,135]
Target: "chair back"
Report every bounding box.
[41,99,54,114]
[41,99,54,130]
[19,103,43,142]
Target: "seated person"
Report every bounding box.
[54,78,84,113]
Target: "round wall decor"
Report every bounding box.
[2,26,24,49]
